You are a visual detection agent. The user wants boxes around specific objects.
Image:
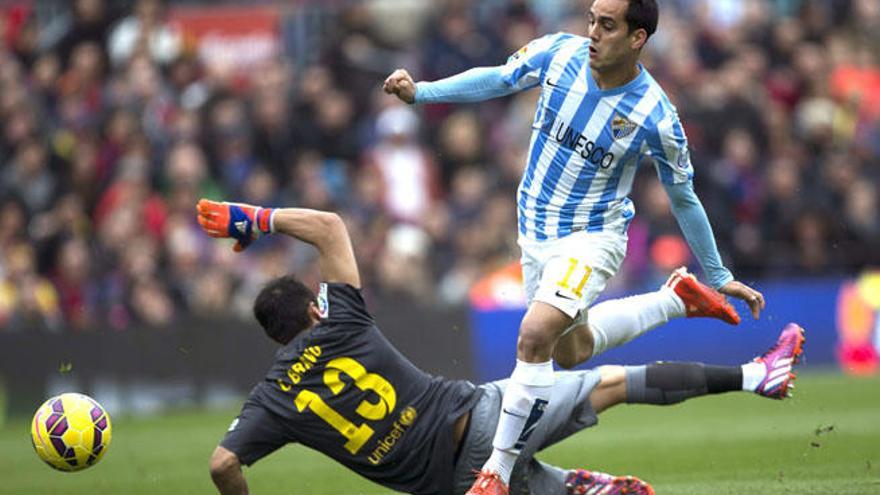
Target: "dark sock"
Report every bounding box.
[704,364,743,393]
[625,362,743,405]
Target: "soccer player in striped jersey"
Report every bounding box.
[384,1,766,493]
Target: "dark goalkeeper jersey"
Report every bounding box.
[249,283,482,495]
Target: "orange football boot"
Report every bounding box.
[665,267,740,325]
[465,470,509,495]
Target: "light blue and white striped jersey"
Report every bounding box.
[501,32,694,241]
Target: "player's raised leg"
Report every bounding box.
[562,324,805,495]
[554,267,740,369]
[459,324,804,495]
[587,323,806,414]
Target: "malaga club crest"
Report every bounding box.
[611,114,637,140]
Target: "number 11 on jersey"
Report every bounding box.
[557,257,592,298]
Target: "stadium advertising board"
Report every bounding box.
[169,6,281,77]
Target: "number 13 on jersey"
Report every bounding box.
[294,357,397,454]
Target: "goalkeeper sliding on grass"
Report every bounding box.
[198,199,805,495]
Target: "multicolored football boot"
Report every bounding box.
[753,323,806,399]
[565,469,655,495]
[665,267,741,325]
[466,470,508,495]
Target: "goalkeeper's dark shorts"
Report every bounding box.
[451,370,602,495]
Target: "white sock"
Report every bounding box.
[481,448,517,484]
[483,359,554,484]
[741,362,765,391]
[588,287,686,357]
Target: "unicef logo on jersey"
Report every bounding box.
[317,283,329,318]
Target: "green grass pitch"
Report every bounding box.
[2,372,878,494]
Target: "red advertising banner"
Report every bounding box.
[169,6,281,73]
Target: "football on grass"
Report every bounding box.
[31,393,112,472]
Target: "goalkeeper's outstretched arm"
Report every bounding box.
[196,199,360,288]
[273,207,360,287]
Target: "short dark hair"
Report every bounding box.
[625,0,659,38]
[253,275,317,344]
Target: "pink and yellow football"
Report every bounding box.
[30,393,112,472]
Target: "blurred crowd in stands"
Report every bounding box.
[0,0,878,332]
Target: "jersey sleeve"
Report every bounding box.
[663,182,734,289]
[414,32,563,104]
[318,282,374,327]
[414,66,515,103]
[499,32,562,91]
[220,399,293,466]
[645,109,694,185]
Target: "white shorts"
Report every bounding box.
[519,230,627,320]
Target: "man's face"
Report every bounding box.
[587,0,643,71]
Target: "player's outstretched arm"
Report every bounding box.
[273,207,360,287]
[648,108,765,318]
[384,66,518,105]
[663,182,765,319]
[385,33,561,105]
[196,199,360,287]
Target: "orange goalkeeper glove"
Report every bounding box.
[196,199,275,252]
